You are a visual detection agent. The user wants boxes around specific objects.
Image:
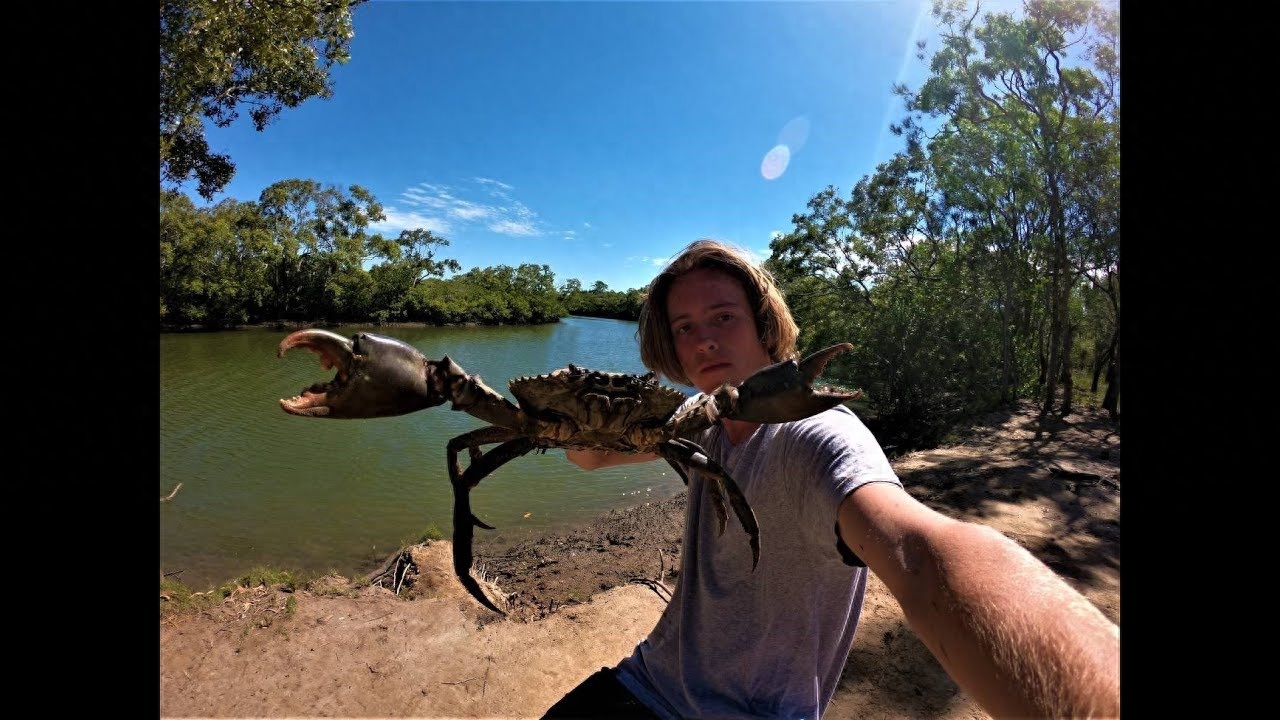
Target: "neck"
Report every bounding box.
[721,417,759,446]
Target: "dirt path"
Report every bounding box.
[159,400,1120,719]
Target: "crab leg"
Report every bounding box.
[446,429,538,614]
[657,438,760,569]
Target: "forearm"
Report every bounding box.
[838,486,1119,718]
[897,520,1120,719]
[564,448,658,470]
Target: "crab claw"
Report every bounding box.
[277,329,447,419]
[720,343,861,424]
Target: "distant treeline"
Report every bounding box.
[160,182,644,330]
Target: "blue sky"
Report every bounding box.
[178,0,969,293]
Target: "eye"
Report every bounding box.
[672,323,691,336]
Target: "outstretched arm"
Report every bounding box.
[564,448,659,470]
[838,482,1120,719]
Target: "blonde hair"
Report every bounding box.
[637,239,799,386]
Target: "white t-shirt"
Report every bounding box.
[616,405,902,719]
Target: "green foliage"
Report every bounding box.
[162,179,564,328]
[418,525,444,543]
[157,172,648,328]
[368,229,463,323]
[897,0,1120,417]
[768,0,1120,445]
[857,265,1005,450]
[560,282,645,320]
[394,264,566,325]
[236,566,300,592]
[160,0,369,199]
[255,179,387,323]
[766,0,1120,445]
[159,190,274,328]
[160,566,306,620]
[159,576,220,618]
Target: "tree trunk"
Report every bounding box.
[1090,346,1109,393]
[1000,297,1017,404]
[1091,318,1119,393]
[1058,322,1075,416]
[1039,177,1070,420]
[1039,277,1064,419]
[1102,336,1120,421]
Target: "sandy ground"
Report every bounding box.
[159,399,1120,719]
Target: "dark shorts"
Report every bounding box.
[540,666,659,719]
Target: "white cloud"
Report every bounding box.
[489,219,539,236]
[474,177,515,202]
[371,208,450,236]
[402,184,453,208]
[376,179,546,238]
[449,200,491,221]
[474,177,513,191]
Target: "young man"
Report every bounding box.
[545,239,1119,719]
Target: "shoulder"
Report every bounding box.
[774,406,899,487]
[779,405,877,448]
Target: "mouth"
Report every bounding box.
[698,361,732,377]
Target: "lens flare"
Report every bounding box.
[778,116,810,153]
[760,144,791,181]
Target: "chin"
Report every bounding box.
[694,373,732,393]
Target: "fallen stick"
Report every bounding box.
[366,548,406,585]
[160,483,183,502]
[394,556,408,595]
[629,577,672,603]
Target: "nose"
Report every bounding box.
[693,327,718,354]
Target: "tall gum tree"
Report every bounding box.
[256,179,385,322]
[897,0,1119,417]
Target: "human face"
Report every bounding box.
[666,267,774,394]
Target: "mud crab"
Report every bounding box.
[277,329,858,612]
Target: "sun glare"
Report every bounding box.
[760,144,791,181]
